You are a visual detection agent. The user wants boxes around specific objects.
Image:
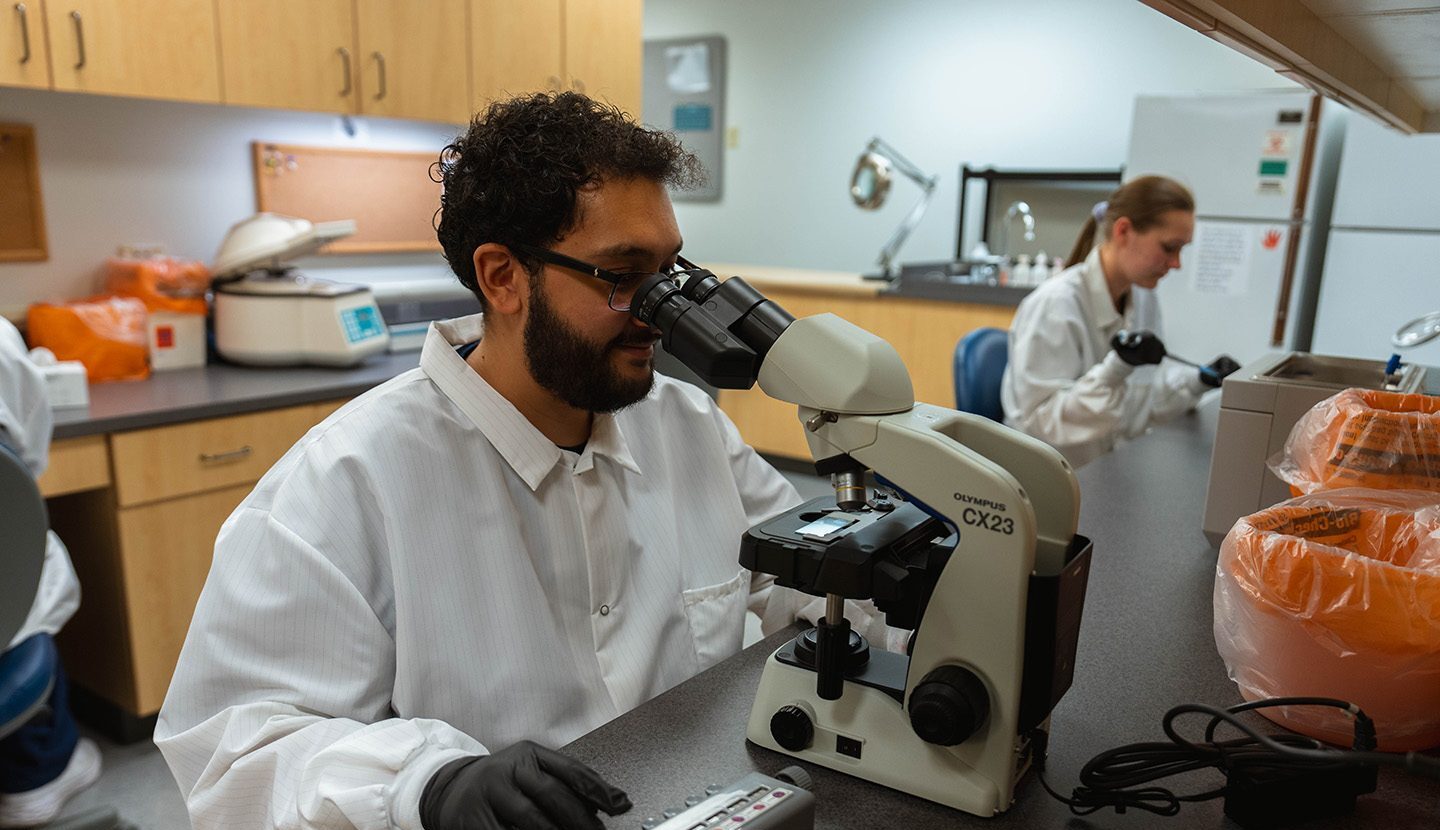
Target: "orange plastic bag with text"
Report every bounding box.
[1214,489,1440,751]
[26,296,150,382]
[103,255,209,315]
[1271,388,1440,495]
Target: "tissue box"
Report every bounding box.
[39,361,89,409]
[147,312,206,371]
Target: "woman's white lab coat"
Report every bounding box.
[1000,247,1207,467]
[1,318,80,650]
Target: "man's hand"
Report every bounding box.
[420,740,632,830]
[1199,354,1241,388]
[1110,330,1167,366]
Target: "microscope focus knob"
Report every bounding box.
[908,666,989,746]
[770,705,814,751]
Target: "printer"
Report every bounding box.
[1202,352,1436,545]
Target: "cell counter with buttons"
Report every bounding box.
[563,401,1440,829]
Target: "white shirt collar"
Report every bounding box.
[1081,246,1124,334]
[421,314,642,490]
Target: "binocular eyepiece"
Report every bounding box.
[629,266,794,390]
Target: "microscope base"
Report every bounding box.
[745,647,1031,816]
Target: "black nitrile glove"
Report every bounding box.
[1199,354,1241,388]
[1110,329,1167,366]
[420,741,632,830]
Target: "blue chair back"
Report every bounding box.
[953,327,1009,422]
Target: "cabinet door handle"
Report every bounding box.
[70,10,85,69]
[199,445,252,464]
[14,3,30,65]
[372,51,386,100]
[337,46,352,96]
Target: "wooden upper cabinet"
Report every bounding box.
[356,0,470,123]
[470,0,562,109]
[46,0,220,102]
[216,0,356,114]
[564,0,641,117]
[1,0,53,89]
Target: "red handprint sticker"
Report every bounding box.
[1262,229,1283,250]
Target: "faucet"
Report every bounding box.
[996,200,1037,259]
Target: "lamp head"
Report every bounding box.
[850,150,892,211]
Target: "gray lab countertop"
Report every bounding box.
[565,402,1439,829]
[51,353,421,439]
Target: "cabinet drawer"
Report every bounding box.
[39,435,112,498]
[110,404,319,507]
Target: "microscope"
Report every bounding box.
[631,266,1093,817]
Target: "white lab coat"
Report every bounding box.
[156,314,887,830]
[1000,247,1206,467]
[1,318,80,650]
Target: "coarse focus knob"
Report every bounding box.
[775,765,813,790]
[908,665,990,746]
[770,705,814,751]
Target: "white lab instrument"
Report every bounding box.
[25,348,88,409]
[1201,351,1433,544]
[631,268,1090,816]
[210,213,389,367]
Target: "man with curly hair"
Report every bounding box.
[157,93,886,830]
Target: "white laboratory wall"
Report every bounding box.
[0,0,1294,318]
[0,87,462,317]
[643,0,1294,273]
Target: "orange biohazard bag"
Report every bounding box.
[103,253,209,315]
[1214,489,1440,750]
[26,296,150,382]
[1271,388,1440,495]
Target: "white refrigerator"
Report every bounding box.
[1311,115,1440,367]
[1124,92,1348,366]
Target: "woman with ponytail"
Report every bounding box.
[999,175,1238,467]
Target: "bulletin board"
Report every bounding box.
[0,124,48,262]
[252,142,443,254]
[643,36,726,202]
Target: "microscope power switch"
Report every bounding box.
[908,665,990,746]
[769,705,814,752]
[641,768,816,830]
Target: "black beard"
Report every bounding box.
[523,285,655,414]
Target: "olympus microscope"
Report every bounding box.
[630,266,1093,817]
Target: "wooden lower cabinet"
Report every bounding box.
[716,289,1016,460]
[118,483,254,713]
[53,484,251,715]
[37,435,110,497]
[49,399,348,725]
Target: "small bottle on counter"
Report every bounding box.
[1012,254,1032,287]
[1032,252,1048,286]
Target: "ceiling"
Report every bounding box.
[1142,0,1440,132]
[1301,1,1440,113]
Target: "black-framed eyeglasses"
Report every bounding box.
[510,243,703,312]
